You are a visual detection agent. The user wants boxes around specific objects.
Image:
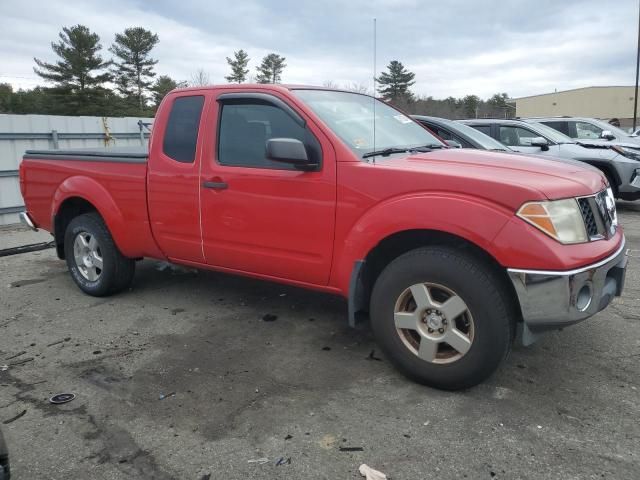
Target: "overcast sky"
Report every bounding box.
[0,0,638,99]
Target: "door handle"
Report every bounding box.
[202,180,228,190]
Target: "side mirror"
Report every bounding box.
[529,136,550,151]
[600,130,615,141]
[444,139,462,148]
[266,138,318,170]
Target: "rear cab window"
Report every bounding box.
[163,96,205,163]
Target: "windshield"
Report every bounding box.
[294,89,444,157]
[526,121,575,144]
[449,120,510,150]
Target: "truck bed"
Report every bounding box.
[20,146,160,259]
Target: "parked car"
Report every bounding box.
[0,428,9,480]
[19,85,627,390]
[459,118,640,200]
[412,115,511,151]
[531,116,640,146]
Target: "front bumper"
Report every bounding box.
[507,238,628,337]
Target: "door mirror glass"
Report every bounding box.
[266,138,317,170]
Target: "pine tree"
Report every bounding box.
[150,75,186,108]
[255,54,286,84]
[225,49,250,83]
[33,25,111,92]
[110,27,159,111]
[376,60,415,103]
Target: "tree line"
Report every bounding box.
[0,24,514,119]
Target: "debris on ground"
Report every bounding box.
[322,346,331,351]
[47,337,71,347]
[247,458,269,464]
[359,464,387,480]
[339,446,364,452]
[154,261,197,275]
[49,393,76,405]
[8,357,34,366]
[5,351,26,360]
[284,434,292,440]
[0,365,8,372]
[159,392,176,400]
[200,474,211,480]
[367,350,383,361]
[262,314,278,322]
[2,409,27,425]
[275,457,291,466]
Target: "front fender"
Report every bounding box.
[331,193,514,294]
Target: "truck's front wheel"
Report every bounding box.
[370,246,514,390]
[64,213,135,296]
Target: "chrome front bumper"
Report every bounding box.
[507,239,628,340]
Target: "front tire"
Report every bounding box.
[370,246,514,390]
[64,213,135,296]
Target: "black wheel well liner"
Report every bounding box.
[52,197,99,259]
[347,229,522,327]
[581,160,621,188]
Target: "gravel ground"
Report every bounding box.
[0,202,639,480]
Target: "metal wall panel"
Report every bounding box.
[0,114,153,225]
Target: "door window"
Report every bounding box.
[542,121,570,136]
[573,121,603,139]
[217,101,320,169]
[163,96,205,163]
[498,126,538,147]
[470,125,492,137]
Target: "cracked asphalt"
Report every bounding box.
[0,202,639,479]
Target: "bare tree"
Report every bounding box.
[323,80,339,89]
[344,82,370,95]
[189,69,210,87]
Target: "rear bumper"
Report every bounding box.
[19,211,37,231]
[507,238,628,334]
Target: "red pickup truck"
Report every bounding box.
[19,85,627,390]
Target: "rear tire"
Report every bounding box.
[369,246,514,390]
[64,213,135,296]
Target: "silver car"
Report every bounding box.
[459,118,640,201]
[530,116,640,147]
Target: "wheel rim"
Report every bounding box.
[394,282,475,364]
[73,231,103,282]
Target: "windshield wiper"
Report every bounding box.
[362,144,444,159]
[363,147,414,159]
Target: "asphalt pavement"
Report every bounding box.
[0,202,639,479]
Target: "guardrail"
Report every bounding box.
[0,123,151,220]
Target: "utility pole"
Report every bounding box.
[634,0,640,131]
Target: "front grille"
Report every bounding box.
[578,197,598,237]
[577,190,616,240]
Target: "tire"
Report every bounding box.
[369,246,514,390]
[64,213,135,296]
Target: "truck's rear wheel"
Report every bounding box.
[64,213,135,296]
[370,246,513,390]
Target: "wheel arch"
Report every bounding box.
[52,176,125,259]
[348,228,523,328]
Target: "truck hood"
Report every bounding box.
[380,148,607,205]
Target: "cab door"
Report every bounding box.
[147,94,206,262]
[199,91,337,285]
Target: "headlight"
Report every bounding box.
[517,198,588,244]
[611,145,640,161]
